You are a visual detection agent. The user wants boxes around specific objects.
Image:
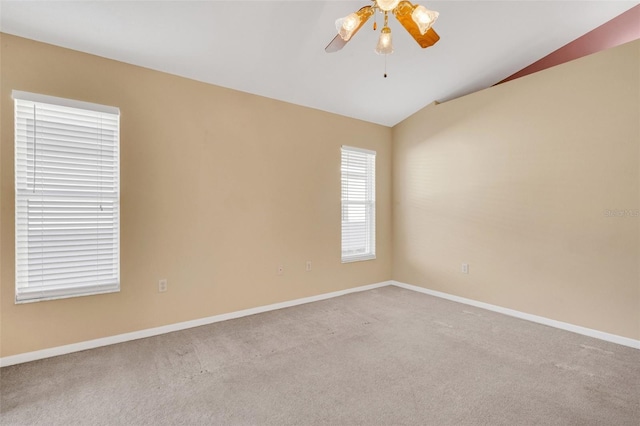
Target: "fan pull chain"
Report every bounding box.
[373,10,377,30]
[383,11,389,77]
[384,54,388,78]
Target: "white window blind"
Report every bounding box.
[341,146,376,263]
[13,91,120,303]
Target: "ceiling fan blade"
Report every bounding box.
[325,34,348,53]
[325,6,375,53]
[393,1,441,49]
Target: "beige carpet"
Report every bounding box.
[1,286,639,425]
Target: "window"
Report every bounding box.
[341,146,376,262]
[13,91,120,303]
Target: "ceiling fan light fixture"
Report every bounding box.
[412,5,439,35]
[375,26,393,55]
[376,0,401,12]
[325,0,440,62]
[336,12,361,41]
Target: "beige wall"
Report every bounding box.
[1,34,638,360]
[0,34,393,357]
[393,40,640,340]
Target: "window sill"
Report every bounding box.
[15,285,120,304]
[341,255,376,264]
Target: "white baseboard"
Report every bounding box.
[3,279,637,367]
[392,280,640,350]
[0,280,392,367]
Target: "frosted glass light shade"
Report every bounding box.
[335,13,361,41]
[376,0,401,12]
[375,26,393,55]
[412,5,439,35]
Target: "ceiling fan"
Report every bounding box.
[326,0,440,55]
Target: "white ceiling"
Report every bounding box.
[1,1,637,127]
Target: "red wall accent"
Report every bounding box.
[499,4,640,84]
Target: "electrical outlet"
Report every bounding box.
[277,265,284,276]
[158,279,168,292]
[462,264,469,274]
[305,261,312,272]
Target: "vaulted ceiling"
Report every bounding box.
[1,1,637,126]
